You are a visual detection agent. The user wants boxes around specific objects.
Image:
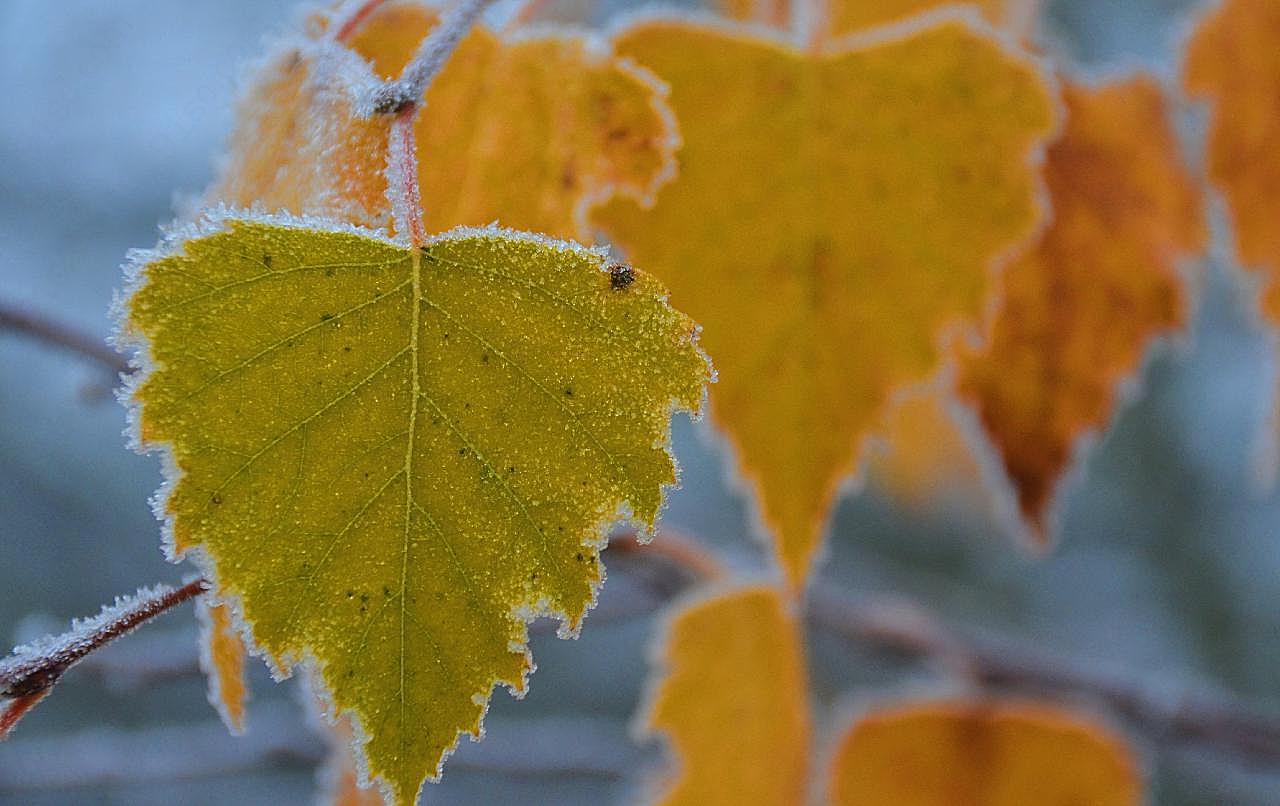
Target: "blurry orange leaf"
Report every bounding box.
[320,713,387,806]
[714,0,1035,40]
[213,1,675,241]
[196,598,249,734]
[593,16,1055,585]
[1184,0,1280,321]
[827,699,1141,805]
[641,585,809,806]
[957,78,1204,542]
[866,391,987,512]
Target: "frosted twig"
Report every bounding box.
[0,578,209,737]
[0,301,130,376]
[365,0,494,115]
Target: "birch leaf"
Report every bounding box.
[593,15,1056,585]
[213,2,675,242]
[958,77,1204,542]
[714,0,1036,41]
[640,585,809,806]
[1184,0,1280,322]
[196,598,249,734]
[118,213,709,804]
[827,699,1141,805]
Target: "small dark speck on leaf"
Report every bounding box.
[608,262,635,290]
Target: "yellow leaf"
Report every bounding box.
[713,0,1036,41]
[1184,0,1280,322]
[118,213,709,804]
[640,585,809,806]
[212,2,676,242]
[957,78,1204,541]
[196,597,249,734]
[592,15,1056,585]
[826,699,1141,805]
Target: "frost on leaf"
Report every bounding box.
[118,214,709,804]
[212,1,676,242]
[640,585,809,806]
[826,699,1141,805]
[592,14,1056,585]
[957,77,1204,543]
[196,597,249,734]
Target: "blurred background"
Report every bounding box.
[3,0,1279,803]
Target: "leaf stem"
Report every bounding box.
[0,578,209,737]
[0,301,129,376]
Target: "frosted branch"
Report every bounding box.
[0,578,209,737]
[365,0,494,115]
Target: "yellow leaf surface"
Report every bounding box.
[196,597,249,734]
[213,2,675,242]
[119,213,709,804]
[593,16,1056,585]
[1184,0,1280,322]
[714,0,1035,40]
[957,78,1203,540]
[827,699,1141,805]
[641,585,809,806]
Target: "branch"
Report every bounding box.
[806,582,1280,767]
[0,301,129,376]
[611,529,1280,769]
[365,0,493,115]
[0,578,208,737]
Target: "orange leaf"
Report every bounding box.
[320,713,388,806]
[866,391,987,512]
[593,15,1056,585]
[640,585,809,806]
[195,598,249,734]
[212,2,676,241]
[714,0,1037,40]
[957,77,1204,542]
[1184,0,1280,322]
[827,699,1141,805]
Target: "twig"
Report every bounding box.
[608,529,727,582]
[0,301,129,376]
[0,693,47,741]
[805,582,1280,767]
[366,0,493,115]
[0,578,209,737]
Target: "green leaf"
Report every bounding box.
[117,211,709,804]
